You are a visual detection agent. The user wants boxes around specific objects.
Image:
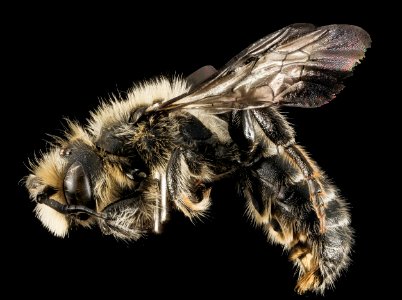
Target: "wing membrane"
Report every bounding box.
[148,23,370,113]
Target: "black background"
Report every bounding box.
[9,3,391,299]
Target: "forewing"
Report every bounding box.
[149,23,370,113]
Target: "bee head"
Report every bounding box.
[25,123,153,240]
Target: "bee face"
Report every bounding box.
[25,139,100,235]
[26,132,153,239]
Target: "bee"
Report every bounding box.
[25,23,370,294]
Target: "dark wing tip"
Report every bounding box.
[279,24,371,108]
[289,23,371,49]
[340,24,372,49]
[342,25,371,74]
[320,24,371,68]
[319,24,371,45]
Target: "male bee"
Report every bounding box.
[25,24,370,294]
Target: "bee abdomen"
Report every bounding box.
[318,191,353,281]
[242,148,352,294]
[284,177,353,294]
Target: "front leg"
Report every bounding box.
[98,177,160,240]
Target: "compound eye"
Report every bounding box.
[64,161,93,209]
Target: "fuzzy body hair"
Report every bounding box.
[25,23,370,295]
[25,77,353,294]
[26,78,190,238]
